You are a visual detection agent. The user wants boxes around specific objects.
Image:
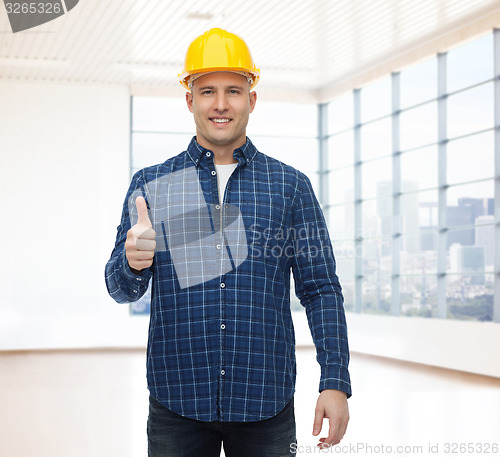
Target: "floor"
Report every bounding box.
[0,348,499,457]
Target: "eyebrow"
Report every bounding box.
[196,85,246,91]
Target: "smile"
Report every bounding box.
[210,118,231,124]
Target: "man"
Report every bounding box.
[105,28,351,457]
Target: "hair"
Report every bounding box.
[188,72,254,90]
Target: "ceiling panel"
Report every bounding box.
[0,0,499,100]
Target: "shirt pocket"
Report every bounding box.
[238,195,293,249]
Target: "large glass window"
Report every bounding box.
[400,57,437,109]
[328,130,354,168]
[400,146,438,191]
[325,31,498,322]
[446,34,494,93]
[360,117,392,160]
[447,82,494,139]
[360,76,392,122]
[247,101,319,195]
[327,92,354,133]
[131,97,194,176]
[399,102,438,150]
[447,131,494,184]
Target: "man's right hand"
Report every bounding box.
[125,196,156,272]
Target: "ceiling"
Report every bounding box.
[1,0,499,102]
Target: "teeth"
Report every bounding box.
[212,118,230,123]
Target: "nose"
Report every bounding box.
[214,92,229,112]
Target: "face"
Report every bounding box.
[186,72,257,153]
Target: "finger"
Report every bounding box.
[137,227,156,240]
[312,409,324,436]
[136,238,156,251]
[317,419,339,448]
[132,249,155,260]
[135,196,152,226]
[319,440,331,450]
[326,417,341,446]
[136,226,156,251]
[339,417,349,442]
[131,259,153,270]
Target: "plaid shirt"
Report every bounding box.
[105,137,351,422]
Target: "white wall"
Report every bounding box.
[0,81,149,350]
[292,311,500,378]
[346,313,500,378]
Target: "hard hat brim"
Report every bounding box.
[179,68,260,91]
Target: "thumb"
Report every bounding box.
[135,196,152,227]
[313,407,324,436]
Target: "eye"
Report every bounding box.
[201,90,213,95]
[229,89,241,95]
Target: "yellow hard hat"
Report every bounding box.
[178,28,260,91]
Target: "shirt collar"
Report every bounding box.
[186,136,257,168]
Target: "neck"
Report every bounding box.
[213,149,238,165]
[196,135,245,165]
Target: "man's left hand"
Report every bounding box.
[312,389,349,448]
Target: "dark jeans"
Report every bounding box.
[147,395,297,457]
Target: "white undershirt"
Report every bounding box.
[215,162,238,204]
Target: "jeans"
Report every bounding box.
[147,395,297,457]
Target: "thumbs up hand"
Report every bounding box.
[125,196,156,272]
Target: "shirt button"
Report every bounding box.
[221,370,225,376]
[220,283,225,288]
[211,170,216,176]
[215,204,220,210]
[216,244,221,249]
[221,324,226,330]
[206,151,211,157]
[133,289,138,293]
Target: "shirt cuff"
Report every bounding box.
[319,366,352,398]
[120,251,152,282]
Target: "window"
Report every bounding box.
[247,101,319,195]
[360,76,392,122]
[131,97,194,177]
[400,57,437,109]
[447,34,493,93]
[447,82,494,139]
[328,92,354,133]
[325,31,498,321]
[399,102,437,151]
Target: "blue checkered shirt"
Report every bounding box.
[105,137,351,422]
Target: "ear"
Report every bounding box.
[186,91,194,113]
[249,91,257,113]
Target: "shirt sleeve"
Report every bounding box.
[105,171,153,304]
[290,171,352,398]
